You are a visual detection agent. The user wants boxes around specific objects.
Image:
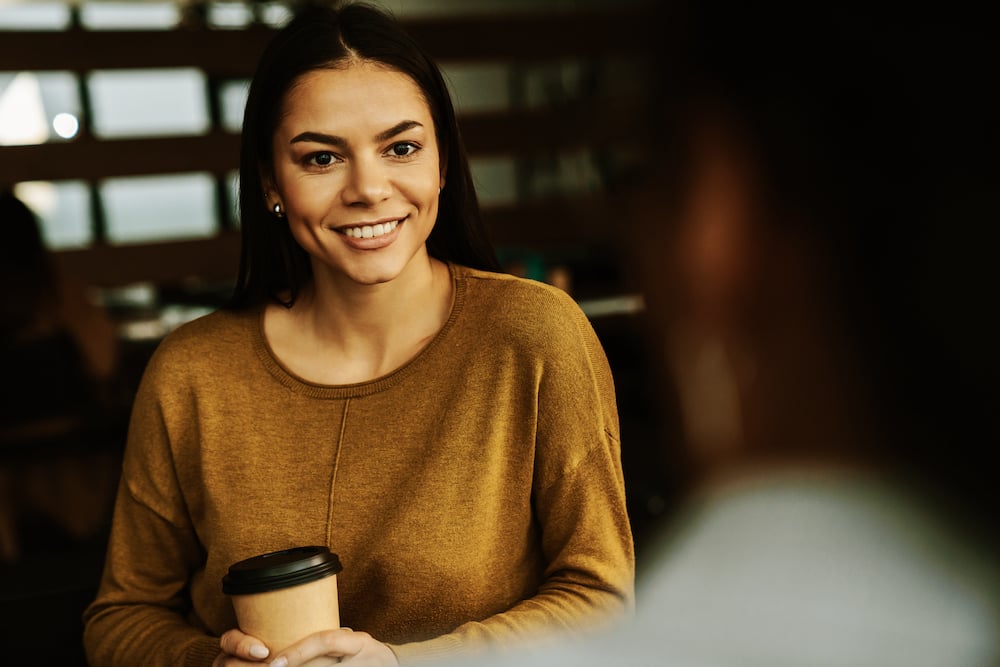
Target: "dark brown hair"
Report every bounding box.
[230,2,499,309]
[0,191,57,337]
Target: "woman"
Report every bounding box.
[82,4,634,667]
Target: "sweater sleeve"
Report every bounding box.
[82,346,221,667]
[391,293,635,664]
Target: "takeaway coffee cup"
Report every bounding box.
[223,546,343,657]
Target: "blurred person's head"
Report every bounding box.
[0,190,56,337]
[232,2,497,308]
[627,3,999,523]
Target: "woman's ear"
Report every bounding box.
[259,165,279,212]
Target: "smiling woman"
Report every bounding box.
[266,64,444,293]
[230,3,499,311]
[81,4,635,667]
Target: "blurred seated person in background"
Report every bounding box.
[0,190,120,562]
[474,2,1000,666]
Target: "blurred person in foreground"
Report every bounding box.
[473,2,1000,665]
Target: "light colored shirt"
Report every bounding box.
[482,470,1000,666]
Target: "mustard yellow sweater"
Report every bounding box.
[83,264,634,666]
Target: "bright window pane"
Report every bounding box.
[103,173,217,244]
[207,2,254,29]
[0,71,82,145]
[0,3,71,30]
[89,68,209,138]
[256,2,293,27]
[14,181,93,250]
[36,72,82,139]
[219,79,250,133]
[79,1,180,30]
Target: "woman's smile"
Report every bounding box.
[332,216,406,249]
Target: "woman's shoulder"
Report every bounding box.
[452,265,600,355]
[457,265,583,322]
[147,307,256,372]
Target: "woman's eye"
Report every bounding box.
[389,142,418,158]
[309,152,335,166]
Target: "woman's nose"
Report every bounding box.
[341,157,391,205]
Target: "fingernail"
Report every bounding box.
[249,644,269,659]
[270,657,288,667]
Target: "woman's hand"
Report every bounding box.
[269,628,399,667]
[214,628,273,666]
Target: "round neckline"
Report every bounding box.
[250,261,465,399]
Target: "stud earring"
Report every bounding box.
[273,202,285,218]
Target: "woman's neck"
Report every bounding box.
[265,256,453,384]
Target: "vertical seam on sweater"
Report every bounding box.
[326,397,350,546]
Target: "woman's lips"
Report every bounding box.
[337,218,400,239]
[333,216,406,249]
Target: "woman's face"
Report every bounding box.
[267,61,444,287]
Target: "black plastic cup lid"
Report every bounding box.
[222,546,343,595]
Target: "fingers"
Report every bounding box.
[218,628,271,663]
[272,628,386,667]
[272,628,358,667]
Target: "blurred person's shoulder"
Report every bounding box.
[634,471,1000,666]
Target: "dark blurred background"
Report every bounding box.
[0,0,674,661]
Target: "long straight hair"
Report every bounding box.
[230,2,499,309]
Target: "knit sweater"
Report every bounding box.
[83,264,635,666]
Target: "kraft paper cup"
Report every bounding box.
[223,546,343,659]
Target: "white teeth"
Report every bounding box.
[344,220,398,238]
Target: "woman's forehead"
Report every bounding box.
[281,62,432,122]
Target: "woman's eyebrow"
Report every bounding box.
[289,120,424,148]
[375,120,423,143]
[290,131,345,147]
